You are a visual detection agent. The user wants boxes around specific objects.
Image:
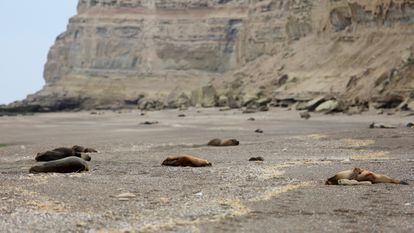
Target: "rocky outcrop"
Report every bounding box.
[11,0,414,111]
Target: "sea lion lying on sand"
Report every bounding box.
[207,138,239,147]
[30,156,90,173]
[35,150,91,162]
[249,156,264,161]
[162,155,212,167]
[326,168,408,185]
[369,122,396,129]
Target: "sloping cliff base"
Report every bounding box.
[3,0,414,114]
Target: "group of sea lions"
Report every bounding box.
[29,145,97,173]
[326,167,409,185]
[28,141,409,186]
[161,138,239,167]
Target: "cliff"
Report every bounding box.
[12,0,414,111]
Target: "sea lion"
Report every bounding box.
[369,122,396,129]
[406,122,414,128]
[207,138,239,147]
[162,155,212,167]
[72,145,98,153]
[29,156,90,173]
[255,129,263,133]
[249,156,264,161]
[140,121,159,125]
[35,148,91,162]
[326,168,408,185]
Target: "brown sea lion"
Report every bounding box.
[29,156,90,173]
[72,145,98,153]
[162,155,212,167]
[207,138,239,147]
[35,149,91,162]
[326,168,408,185]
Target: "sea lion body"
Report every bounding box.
[53,147,79,155]
[29,156,89,173]
[356,170,407,184]
[326,168,408,185]
[249,156,264,161]
[35,150,91,161]
[162,155,212,167]
[207,138,239,147]
[207,138,222,146]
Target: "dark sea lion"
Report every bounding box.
[72,145,98,153]
[255,129,263,133]
[207,138,239,147]
[35,150,91,162]
[162,155,212,167]
[29,156,90,173]
[53,147,80,156]
[326,168,408,185]
[140,121,159,125]
[249,157,264,161]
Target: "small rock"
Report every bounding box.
[76,222,87,227]
[376,110,384,115]
[247,117,255,121]
[218,95,229,107]
[282,148,288,152]
[315,100,339,113]
[249,157,264,162]
[194,192,203,197]
[179,105,188,111]
[178,114,186,117]
[406,122,414,128]
[338,179,372,185]
[258,106,269,112]
[255,129,263,133]
[140,112,145,116]
[305,96,326,111]
[405,203,411,206]
[242,108,257,114]
[219,107,231,111]
[299,112,311,119]
[118,198,130,201]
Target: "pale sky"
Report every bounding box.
[0,1,78,104]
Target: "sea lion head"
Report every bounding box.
[72,145,86,153]
[161,157,179,166]
[325,176,338,185]
[80,154,92,161]
[221,139,239,146]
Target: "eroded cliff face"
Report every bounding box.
[20,0,414,110]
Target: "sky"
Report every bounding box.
[0,0,78,104]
